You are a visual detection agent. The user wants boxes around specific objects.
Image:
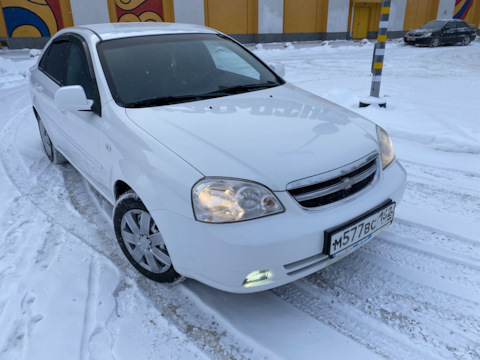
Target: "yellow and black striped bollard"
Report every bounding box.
[360,0,390,107]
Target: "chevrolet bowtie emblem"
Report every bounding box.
[341,177,354,190]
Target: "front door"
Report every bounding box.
[353,5,371,39]
[60,35,109,194]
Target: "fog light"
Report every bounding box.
[243,270,271,287]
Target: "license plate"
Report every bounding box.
[407,36,415,41]
[325,202,396,258]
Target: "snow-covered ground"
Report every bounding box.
[1,37,479,360]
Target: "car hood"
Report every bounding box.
[412,28,439,34]
[125,83,379,190]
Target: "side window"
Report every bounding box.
[38,48,50,72]
[43,41,71,85]
[65,41,95,100]
[456,22,467,29]
[445,22,455,30]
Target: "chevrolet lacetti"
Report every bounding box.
[29,23,406,293]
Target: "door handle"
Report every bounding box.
[34,83,43,91]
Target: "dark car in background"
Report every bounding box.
[404,19,476,47]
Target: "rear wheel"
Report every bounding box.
[461,35,471,46]
[429,37,440,47]
[35,112,67,164]
[113,190,181,283]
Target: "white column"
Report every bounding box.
[173,0,205,25]
[326,0,350,33]
[258,0,283,34]
[437,0,455,19]
[388,0,407,31]
[70,0,110,26]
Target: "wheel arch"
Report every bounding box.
[114,180,133,202]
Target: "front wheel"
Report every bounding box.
[113,191,181,283]
[461,35,471,46]
[429,37,440,47]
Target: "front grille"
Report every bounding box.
[288,154,378,208]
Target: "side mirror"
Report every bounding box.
[55,85,93,111]
[269,62,285,78]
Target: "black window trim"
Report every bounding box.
[68,33,102,117]
[39,32,102,117]
[39,34,70,87]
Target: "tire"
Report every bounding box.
[113,190,181,283]
[35,112,67,164]
[429,37,440,47]
[461,35,471,46]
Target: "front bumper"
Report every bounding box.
[404,36,432,46]
[152,160,407,293]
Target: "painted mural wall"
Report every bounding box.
[1,0,479,42]
[454,0,479,26]
[0,0,72,37]
[107,0,171,22]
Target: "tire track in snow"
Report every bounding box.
[401,159,480,181]
[306,246,480,358]
[0,197,56,359]
[367,233,480,291]
[272,281,439,360]
[0,85,272,360]
[388,222,480,264]
[274,244,480,360]
[403,180,480,223]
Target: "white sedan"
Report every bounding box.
[30,22,406,293]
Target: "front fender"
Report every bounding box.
[104,103,203,219]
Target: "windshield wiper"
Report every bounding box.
[125,94,205,108]
[125,82,280,108]
[205,81,279,96]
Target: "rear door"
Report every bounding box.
[442,22,457,44]
[31,37,71,150]
[455,21,469,42]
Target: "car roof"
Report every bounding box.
[72,22,219,41]
[430,19,465,23]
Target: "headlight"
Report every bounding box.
[376,125,395,169]
[192,179,284,223]
[421,32,432,37]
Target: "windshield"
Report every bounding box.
[98,33,284,108]
[419,20,446,29]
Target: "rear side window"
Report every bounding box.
[445,22,455,30]
[456,21,467,28]
[43,41,71,85]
